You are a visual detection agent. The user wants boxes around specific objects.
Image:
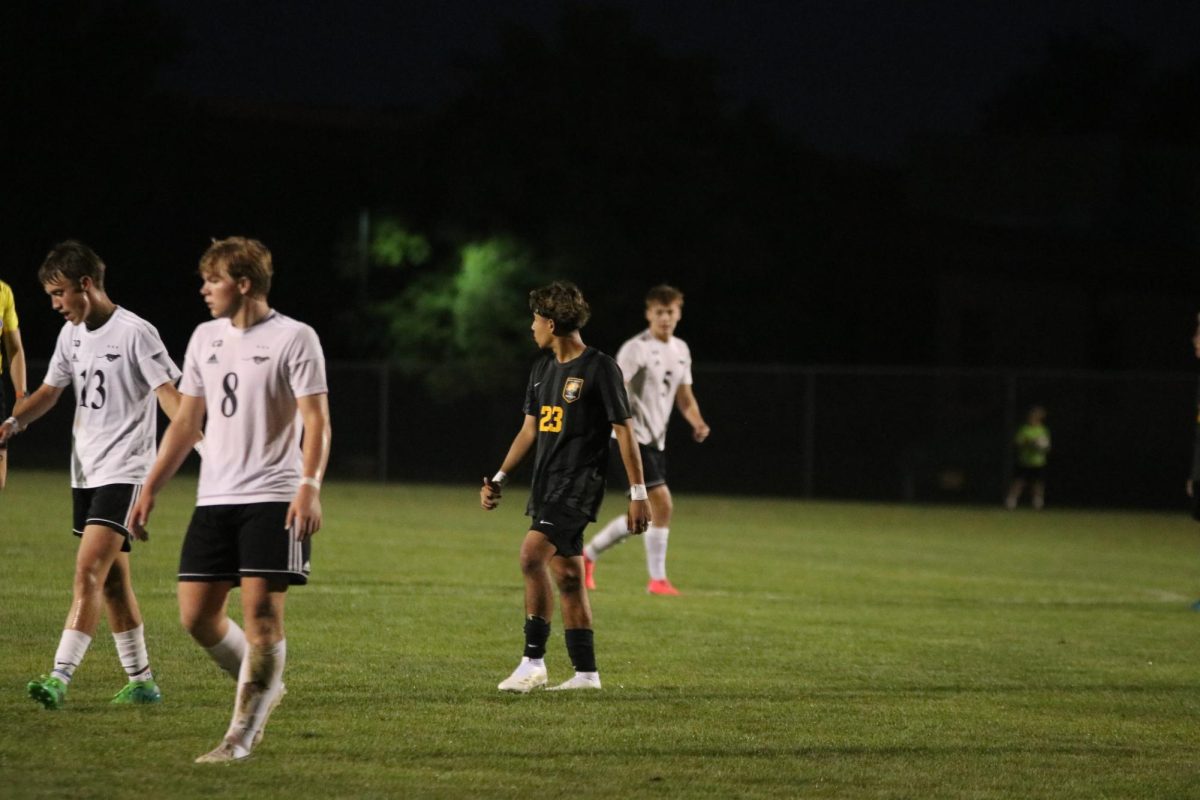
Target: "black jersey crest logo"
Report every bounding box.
[563,377,584,403]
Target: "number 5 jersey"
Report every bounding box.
[45,307,181,488]
[180,311,327,506]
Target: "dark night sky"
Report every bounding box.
[157,0,1200,162]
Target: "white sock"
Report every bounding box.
[112,624,152,682]
[520,656,545,670]
[584,516,630,561]
[205,619,247,681]
[51,629,93,684]
[644,526,670,580]
[227,640,286,750]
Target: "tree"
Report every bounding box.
[412,3,826,360]
[363,218,545,392]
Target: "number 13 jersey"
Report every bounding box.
[44,307,181,488]
[180,311,327,506]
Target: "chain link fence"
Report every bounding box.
[9,360,1195,510]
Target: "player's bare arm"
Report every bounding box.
[153,381,185,420]
[129,393,206,539]
[482,414,537,510]
[2,325,27,406]
[613,420,651,534]
[675,383,710,442]
[0,383,64,445]
[288,392,331,540]
[155,381,207,452]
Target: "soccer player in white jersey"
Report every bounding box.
[130,237,331,764]
[582,285,710,595]
[0,241,183,709]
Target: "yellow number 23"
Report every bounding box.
[539,405,564,433]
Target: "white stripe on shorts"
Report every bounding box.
[122,484,142,530]
[289,521,301,573]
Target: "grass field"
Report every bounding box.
[1,469,1199,798]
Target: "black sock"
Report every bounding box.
[523,615,550,660]
[564,628,596,673]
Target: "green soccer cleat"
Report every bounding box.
[27,675,68,710]
[111,679,162,705]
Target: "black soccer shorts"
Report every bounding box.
[1014,464,1045,482]
[72,484,142,553]
[608,439,668,489]
[179,502,311,585]
[530,503,592,558]
[638,444,668,489]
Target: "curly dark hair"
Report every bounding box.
[529,280,590,334]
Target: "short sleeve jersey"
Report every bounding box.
[43,307,181,488]
[522,347,631,520]
[615,330,693,451]
[1015,423,1051,468]
[0,280,17,376]
[180,311,327,505]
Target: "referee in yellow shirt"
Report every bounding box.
[0,279,28,489]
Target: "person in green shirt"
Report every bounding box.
[1005,405,1050,510]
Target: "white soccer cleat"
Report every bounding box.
[497,658,548,693]
[194,738,251,764]
[546,672,602,691]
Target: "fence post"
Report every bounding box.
[1002,371,1016,491]
[377,362,389,482]
[803,369,816,498]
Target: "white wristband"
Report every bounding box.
[630,483,648,501]
[300,476,321,490]
[491,470,507,486]
[3,416,22,433]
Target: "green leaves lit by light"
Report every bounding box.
[371,232,545,393]
[371,219,431,269]
[451,239,533,352]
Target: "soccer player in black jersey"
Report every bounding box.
[481,281,651,692]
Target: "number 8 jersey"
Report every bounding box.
[44,307,182,488]
[180,311,327,506]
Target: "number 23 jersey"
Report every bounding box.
[180,311,327,506]
[522,347,632,520]
[44,307,181,488]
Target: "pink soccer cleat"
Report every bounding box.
[584,555,596,590]
[647,579,680,596]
